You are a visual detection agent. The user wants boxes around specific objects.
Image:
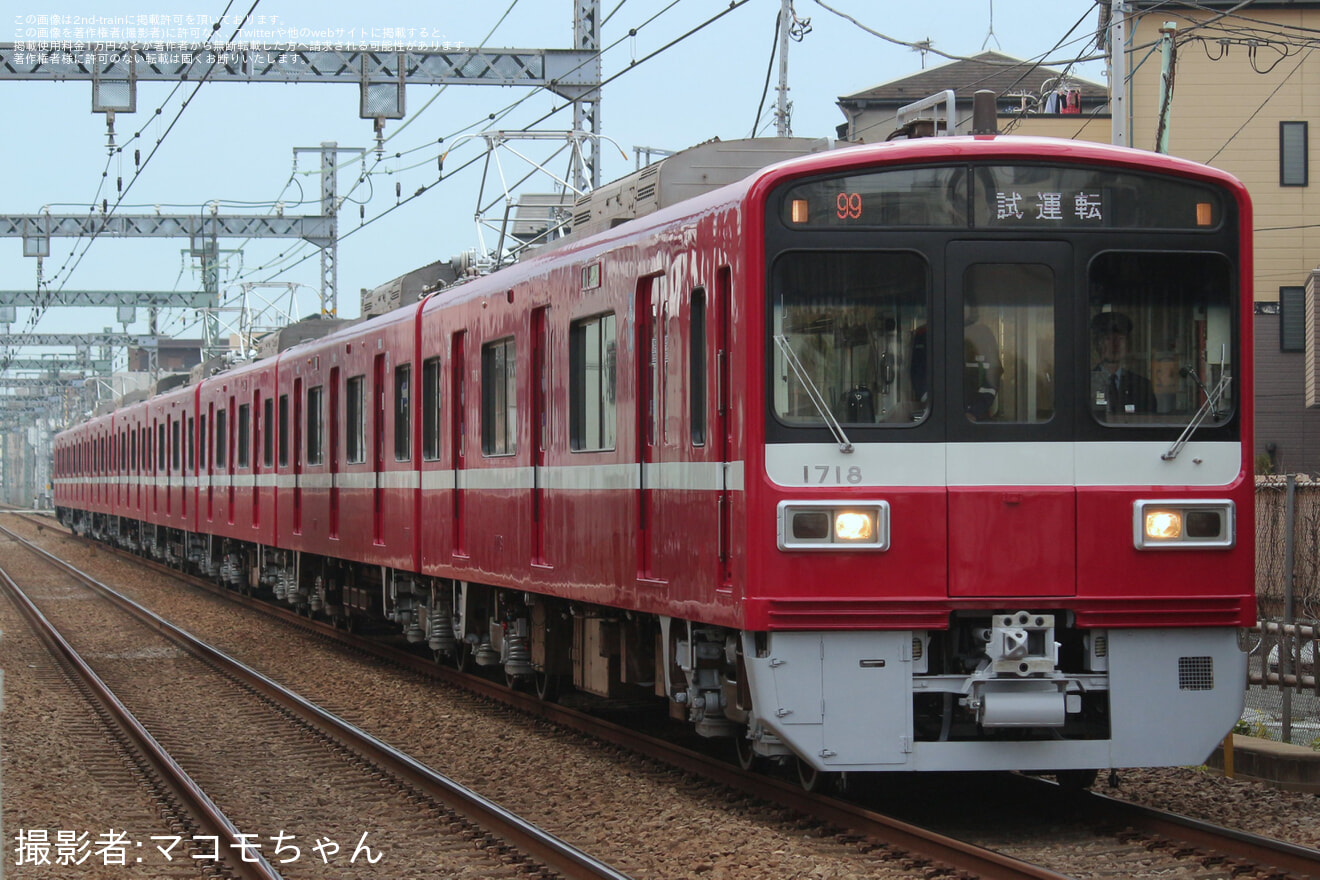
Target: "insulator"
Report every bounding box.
[134,149,140,167]
[395,181,401,199]
[116,176,122,193]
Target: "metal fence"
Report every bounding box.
[1249,476,1320,747]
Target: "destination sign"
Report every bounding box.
[781,164,1223,231]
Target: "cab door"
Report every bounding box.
[945,241,1076,598]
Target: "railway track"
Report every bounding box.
[10,514,1320,879]
[0,520,631,880]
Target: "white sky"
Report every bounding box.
[1,0,1108,351]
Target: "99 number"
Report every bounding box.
[835,192,863,220]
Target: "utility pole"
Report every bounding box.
[1109,0,1128,147]
[775,0,793,137]
[1155,22,1177,154]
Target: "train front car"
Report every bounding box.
[735,137,1254,780]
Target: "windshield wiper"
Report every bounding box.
[1162,369,1232,461]
[774,334,853,453]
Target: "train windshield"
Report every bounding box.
[771,251,930,426]
[1087,251,1234,427]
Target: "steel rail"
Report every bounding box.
[30,525,1076,880]
[0,561,284,880]
[1075,789,1320,878]
[0,524,633,880]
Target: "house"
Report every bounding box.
[835,50,1109,142]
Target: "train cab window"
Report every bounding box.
[482,337,517,456]
[307,385,324,465]
[394,364,412,461]
[237,403,251,468]
[1087,252,1234,427]
[215,410,227,468]
[278,394,289,467]
[771,251,929,427]
[346,375,366,464]
[422,357,442,461]
[570,313,617,451]
[961,263,1054,424]
[263,398,274,467]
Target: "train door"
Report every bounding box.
[293,379,303,534]
[329,369,340,539]
[945,241,1076,598]
[373,353,386,545]
[451,331,467,557]
[531,305,550,566]
[635,274,667,584]
[715,268,735,589]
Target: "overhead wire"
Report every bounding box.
[4,0,260,377]
[246,0,755,287]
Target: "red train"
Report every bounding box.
[55,135,1255,787]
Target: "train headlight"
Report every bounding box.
[834,511,874,542]
[1133,500,1235,549]
[1145,511,1182,540]
[778,501,889,551]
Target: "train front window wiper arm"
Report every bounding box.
[774,334,853,454]
[1162,370,1231,461]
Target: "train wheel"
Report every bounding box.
[452,641,472,673]
[734,735,763,773]
[796,757,837,794]
[533,671,559,702]
[1054,769,1098,790]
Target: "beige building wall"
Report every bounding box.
[1126,7,1315,305]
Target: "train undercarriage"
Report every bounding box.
[57,508,1248,789]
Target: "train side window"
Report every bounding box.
[346,375,366,464]
[690,289,707,446]
[278,394,289,467]
[307,385,324,465]
[263,397,274,467]
[394,364,412,461]
[171,419,181,471]
[569,313,616,452]
[481,337,517,456]
[215,409,227,468]
[157,423,166,471]
[237,403,251,468]
[422,357,442,461]
[187,417,195,471]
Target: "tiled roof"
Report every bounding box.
[839,51,1107,106]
